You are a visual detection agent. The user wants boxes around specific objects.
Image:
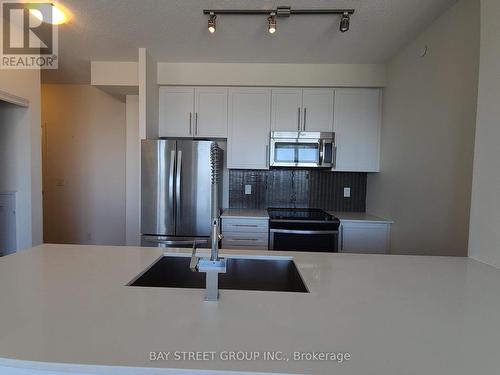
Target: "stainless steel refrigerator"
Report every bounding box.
[141,139,223,248]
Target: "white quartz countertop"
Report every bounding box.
[0,244,499,375]
[221,208,392,224]
[221,208,269,219]
[328,211,394,224]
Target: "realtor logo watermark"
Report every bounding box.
[1,1,58,69]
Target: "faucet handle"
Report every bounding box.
[189,240,199,272]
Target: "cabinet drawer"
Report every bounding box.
[222,233,268,249]
[222,218,268,233]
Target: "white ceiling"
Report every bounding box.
[42,0,459,83]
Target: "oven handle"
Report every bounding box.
[270,229,339,235]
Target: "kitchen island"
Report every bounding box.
[0,244,499,375]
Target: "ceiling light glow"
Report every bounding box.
[29,4,69,25]
[268,14,276,34]
[208,13,216,33]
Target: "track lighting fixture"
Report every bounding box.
[203,7,355,35]
[339,12,350,33]
[268,13,276,34]
[208,12,216,33]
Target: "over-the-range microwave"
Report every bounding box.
[269,131,335,168]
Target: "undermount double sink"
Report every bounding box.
[129,254,309,293]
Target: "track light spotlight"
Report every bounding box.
[208,13,216,33]
[268,14,276,34]
[340,12,350,33]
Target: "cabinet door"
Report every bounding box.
[340,222,390,254]
[228,88,271,169]
[271,88,303,132]
[194,87,228,138]
[333,89,382,172]
[302,89,334,132]
[159,87,194,137]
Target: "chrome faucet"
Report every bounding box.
[189,143,226,301]
[190,221,226,301]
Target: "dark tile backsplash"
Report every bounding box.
[229,169,367,212]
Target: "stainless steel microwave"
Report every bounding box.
[269,131,335,168]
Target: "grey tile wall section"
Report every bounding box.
[229,169,367,212]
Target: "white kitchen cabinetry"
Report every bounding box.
[333,89,382,172]
[271,89,303,131]
[302,89,334,132]
[228,88,271,169]
[271,88,334,132]
[194,87,228,138]
[339,222,391,254]
[221,218,269,250]
[159,87,228,138]
[159,87,193,137]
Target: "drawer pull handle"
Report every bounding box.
[233,224,259,227]
[232,238,258,241]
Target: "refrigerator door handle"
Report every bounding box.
[168,150,175,224]
[176,150,182,223]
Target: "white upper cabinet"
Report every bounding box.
[194,87,228,138]
[228,88,271,170]
[302,89,334,132]
[159,87,194,137]
[333,89,382,172]
[159,87,228,138]
[271,89,303,132]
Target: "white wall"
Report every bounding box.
[468,0,500,267]
[41,85,126,245]
[0,69,42,250]
[0,102,30,251]
[367,0,480,256]
[125,95,140,245]
[157,63,386,87]
[139,48,158,139]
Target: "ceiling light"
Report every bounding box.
[208,13,216,34]
[268,14,276,34]
[339,12,350,33]
[30,4,69,25]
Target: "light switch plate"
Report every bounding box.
[245,185,252,195]
[343,187,351,198]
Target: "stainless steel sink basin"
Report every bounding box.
[128,255,308,293]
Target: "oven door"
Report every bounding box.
[269,229,339,253]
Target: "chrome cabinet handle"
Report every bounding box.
[189,112,192,135]
[297,108,301,131]
[195,112,199,135]
[233,224,259,227]
[340,225,344,251]
[265,145,269,168]
[169,150,175,223]
[333,145,337,169]
[303,107,307,130]
[176,150,182,223]
[270,229,339,235]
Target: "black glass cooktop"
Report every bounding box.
[267,208,334,221]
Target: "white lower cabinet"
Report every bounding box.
[221,218,269,250]
[339,221,391,254]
